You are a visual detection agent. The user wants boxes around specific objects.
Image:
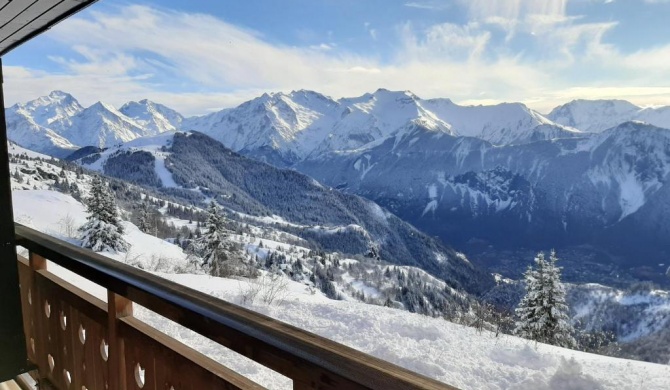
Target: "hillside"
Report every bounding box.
[295,121,670,283]
[9,185,670,389]
[72,131,493,296]
[9,140,489,317]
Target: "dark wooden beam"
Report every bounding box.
[0,58,29,381]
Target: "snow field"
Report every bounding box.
[11,189,670,389]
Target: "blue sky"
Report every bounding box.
[5,0,670,115]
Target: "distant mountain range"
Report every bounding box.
[6,91,182,157]
[10,89,670,160]
[8,90,670,280]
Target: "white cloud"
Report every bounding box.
[404,2,451,10]
[463,0,568,22]
[398,22,493,62]
[4,3,670,116]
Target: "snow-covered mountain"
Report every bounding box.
[10,90,84,130]
[423,98,582,145]
[547,99,670,133]
[120,99,184,134]
[7,89,585,162]
[6,111,77,157]
[58,101,151,148]
[5,92,179,155]
[182,89,575,165]
[182,89,455,165]
[6,91,82,157]
[9,90,670,278]
[182,90,340,165]
[294,121,670,277]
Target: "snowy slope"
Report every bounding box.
[182,90,343,164]
[77,131,179,187]
[7,141,50,159]
[6,92,179,153]
[9,90,84,130]
[548,99,670,133]
[182,89,572,164]
[13,191,189,271]
[120,99,184,134]
[5,111,77,157]
[10,188,670,390]
[295,120,670,272]
[59,101,151,148]
[423,98,581,145]
[9,90,583,161]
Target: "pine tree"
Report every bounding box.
[138,202,152,233]
[79,176,129,253]
[514,250,576,348]
[189,201,242,277]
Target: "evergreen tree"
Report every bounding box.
[190,201,242,277]
[514,251,575,348]
[79,176,129,253]
[138,202,152,233]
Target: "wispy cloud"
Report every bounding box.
[5,3,670,115]
[404,2,451,11]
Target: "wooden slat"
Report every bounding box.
[108,292,132,390]
[17,258,36,364]
[29,263,109,390]
[28,255,50,384]
[19,254,265,390]
[120,317,265,390]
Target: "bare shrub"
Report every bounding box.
[241,267,290,306]
[122,249,144,268]
[58,213,78,239]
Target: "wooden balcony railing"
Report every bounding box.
[13,223,457,390]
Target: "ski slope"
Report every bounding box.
[10,188,670,389]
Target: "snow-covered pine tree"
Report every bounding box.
[79,176,129,253]
[138,202,152,233]
[514,250,576,348]
[190,201,243,277]
[515,253,544,341]
[543,250,576,348]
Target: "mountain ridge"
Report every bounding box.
[7,89,596,159]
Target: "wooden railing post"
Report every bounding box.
[27,252,48,386]
[29,251,47,271]
[108,291,133,390]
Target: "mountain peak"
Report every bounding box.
[27,90,81,109]
[118,98,183,136]
[547,99,643,133]
[372,88,417,99]
[89,101,118,113]
[120,99,160,112]
[48,90,75,100]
